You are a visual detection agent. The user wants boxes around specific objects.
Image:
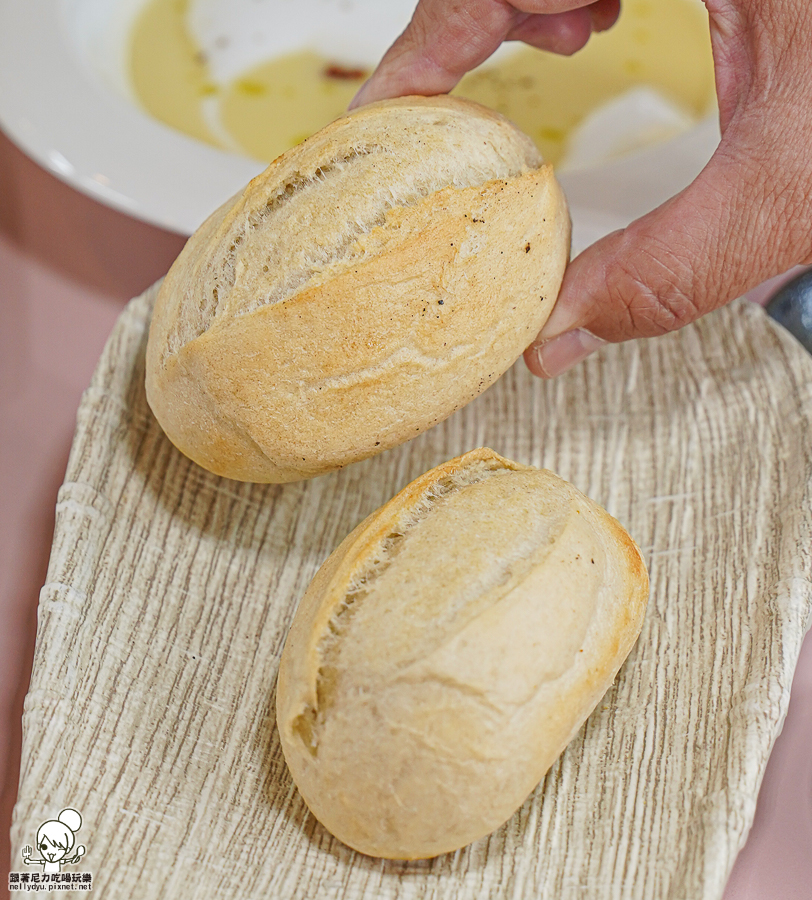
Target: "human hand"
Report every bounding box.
[351,0,812,376]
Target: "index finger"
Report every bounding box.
[350,0,620,108]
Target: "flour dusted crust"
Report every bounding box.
[145,96,571,482]
[276,448,649,859]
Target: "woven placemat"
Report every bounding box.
[11,284,812,899]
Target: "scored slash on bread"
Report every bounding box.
[145,96,571,483]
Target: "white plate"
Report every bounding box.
[0,0,259,233]
[0,0,721,237]
[0,0,427,234]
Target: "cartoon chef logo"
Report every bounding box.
[21,808,86,875]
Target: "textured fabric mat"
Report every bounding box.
[12,284,812,899]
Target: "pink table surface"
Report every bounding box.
[1,128,810,898]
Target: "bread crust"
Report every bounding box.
[276,448,649,859]
[145,97,571,482]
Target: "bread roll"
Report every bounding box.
[276,448,649,859]
[145,97,570,482]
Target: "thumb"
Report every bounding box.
[525,123,812,377]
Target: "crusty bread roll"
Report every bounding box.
[145,96,570,483]
[276,448,649,859]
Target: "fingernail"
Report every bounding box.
[528,329,606,378]
[349,79,373,110]
[348,87,365,110]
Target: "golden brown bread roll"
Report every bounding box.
[145,96,570,482]
[276,448,649,859]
